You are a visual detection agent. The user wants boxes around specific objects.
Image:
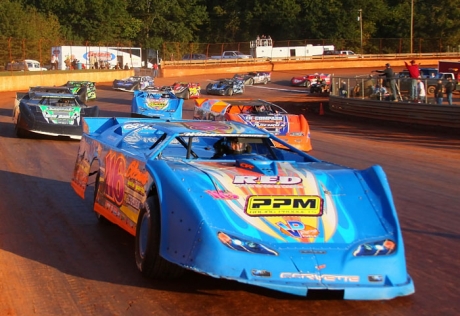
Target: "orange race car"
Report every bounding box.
[193,98,312,151]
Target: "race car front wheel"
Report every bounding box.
[93,172,110,225]
[135,195,184,279]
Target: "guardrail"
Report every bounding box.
[328,75,460,130]
[163,52,460,67]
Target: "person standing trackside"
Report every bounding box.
[51,54,58,70]
[404,60,419,100]
[152,62,159,78]
[445,78,454,106]
[417,77,426,103]
[434,80,444,105]
[376,63,397,101]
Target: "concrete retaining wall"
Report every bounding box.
[0,56,457,92]
[0,70,134,92]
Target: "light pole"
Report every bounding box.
[410,0,414,54]
[358,9,363,55]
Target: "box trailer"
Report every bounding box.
[51,46,148,70]
[249,38,334,59]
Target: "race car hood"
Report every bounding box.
[151,157,397,249]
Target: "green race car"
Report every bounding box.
[64,81,96,102]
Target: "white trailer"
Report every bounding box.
[51,46,148,70]
[249,38,334,59]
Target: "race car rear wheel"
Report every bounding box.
[263,78,268,84]
[135,195,184,279]
[184,90,190,100]
[226,88,234,96]
[15,115,29,138]
[248,78,254,85]
[305,80,311,88]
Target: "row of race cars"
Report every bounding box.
[11,73,414,300]
[112,71,272,97]
[113,72,331,97]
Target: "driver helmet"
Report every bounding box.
[254,104,266,112]
[227,138,249,154]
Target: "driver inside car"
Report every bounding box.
[212,137,252,159]
[252,104,271,115]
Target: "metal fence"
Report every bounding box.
[163,38,460,62]
[0,37,135,70]
[2,36,459,68]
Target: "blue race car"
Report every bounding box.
[113,76,154,92]
[131,89,184,119]
[71,118,414,300]
[206,78,244,96]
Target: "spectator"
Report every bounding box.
[445,78,454,106]
[124,63,129,70]
[64,57,71,70]
[404,60,419,100]
[417,78,426,103]
[152,62,159,78]
[339,80,348,97]
[373,84,388,100]
[434,80,444,105]
[51,54,58,70]
[376,63,397,101]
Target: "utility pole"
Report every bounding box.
[358,9,363,55]
[410,0,414,54]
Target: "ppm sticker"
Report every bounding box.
[245,195,323,216]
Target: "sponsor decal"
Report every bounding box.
[246,195,323,216]
[280,273,359,282]
[205,190,239,200]
[233,175,302,185]
[278,220,320,238]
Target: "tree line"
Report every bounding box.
[1,0,460,55]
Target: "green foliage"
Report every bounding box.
[2,0,460,60]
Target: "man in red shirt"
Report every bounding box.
[405,60,420,100]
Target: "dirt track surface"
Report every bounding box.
[0,68,459,316]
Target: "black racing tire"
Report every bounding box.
[135,195,184,279]
[93,172,110,224]
[206,83,213,94]
[248,78,254,86]
[183,90,190,100]
[227,88,234,96]
[305,80,311,88]
[263,78,268,84]
[79,87,88,103]
[15,115,29,138]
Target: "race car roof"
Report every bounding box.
[83,118,270,137]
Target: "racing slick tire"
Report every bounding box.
[226,88,234,96]
[183,90,190,100]
[79,87,88,103]
[15,115,30,138]
[248,78,254,86]
[206,83,213,94]
[305,80,311,88]
[263,78,268,84]
[93,172,110,225]
[135,195,184,279]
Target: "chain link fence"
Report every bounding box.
[2,36,459,69]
